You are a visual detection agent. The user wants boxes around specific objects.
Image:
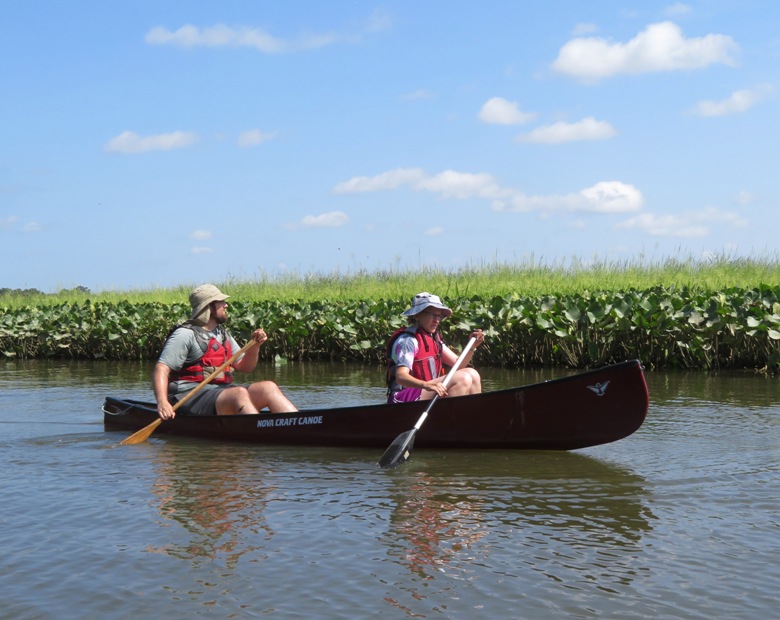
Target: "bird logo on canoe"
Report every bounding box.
[587,381,610,396]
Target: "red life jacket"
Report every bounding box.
[386,326,443,394]
[170,324,234,385]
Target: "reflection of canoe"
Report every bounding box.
[103,359,649,450]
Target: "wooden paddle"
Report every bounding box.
[119,339,257,445]
[378,336,477,469]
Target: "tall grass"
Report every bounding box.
[4,254,780,308]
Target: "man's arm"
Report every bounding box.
[152,362,177,420]
[231,329,266,373]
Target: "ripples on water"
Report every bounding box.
[0,360,778,619]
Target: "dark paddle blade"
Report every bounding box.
[378,429,417,469]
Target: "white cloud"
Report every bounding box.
[191,247,214,254]
[335,169,642,215]
[425,227,444,236]
[581,182,643,213]
[335,168,505,200]
[365,8,394,33]
[145,13,390,54]
[146,24,325,53]
[615,207,746,237]
[300,211,350,228]
[333,168,426,193]
[692,87,770,117]
[517,117,617,144]
[552,21,738,81]
[1,217,43,233]
[105,131,198,154]
[416,170,506,200]
[191,230,213,241]
[493,181,643,214]
[573,23,599,36]
[478,97,536,125]
[1,215,19,229]
[238,129,274,147]
[736,190,757,205]
[664,3,693,17]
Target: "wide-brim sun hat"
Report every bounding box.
[402,292,452,318]
[189,284,230,322]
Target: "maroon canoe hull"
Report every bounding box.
[103,360,649,450]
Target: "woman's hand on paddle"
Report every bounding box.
[423,381,448,397]
[396,366,446,397]
[469,329,485,348]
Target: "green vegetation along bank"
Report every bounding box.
[3,285,780,372]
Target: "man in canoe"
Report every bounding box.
[153,284,297,419]
[386,292,485,404]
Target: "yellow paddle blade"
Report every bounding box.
[119,418,162,445]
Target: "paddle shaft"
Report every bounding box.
[119,338,257,445]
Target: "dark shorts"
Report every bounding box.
[175,384,249,416]
[388,387,422,404]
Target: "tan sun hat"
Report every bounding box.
[402,292,452,318]
[189,284,230,324]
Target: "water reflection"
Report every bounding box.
[0,359,155,393]
[645,369,780,407]
[381,451,655,596]
[146,441,277,567]
[385,472,489,581]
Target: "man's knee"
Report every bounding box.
[230,385,250,396]
[215,386,253,414]
[249,380,279,395]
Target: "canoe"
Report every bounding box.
[103,359,649,450]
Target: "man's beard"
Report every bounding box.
[210,304,228,325]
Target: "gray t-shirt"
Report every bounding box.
[158,325,242,395]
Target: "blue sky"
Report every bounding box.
[2,1,778,293]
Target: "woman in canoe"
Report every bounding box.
[386,292,485,404]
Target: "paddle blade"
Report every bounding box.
[377,429,417,469]
[119,418,162,445]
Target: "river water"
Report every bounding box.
[0,360,777,619]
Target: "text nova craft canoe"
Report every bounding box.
[103,360,649,451]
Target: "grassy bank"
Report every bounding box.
[2,257,780,371]
[5,255,780,308]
